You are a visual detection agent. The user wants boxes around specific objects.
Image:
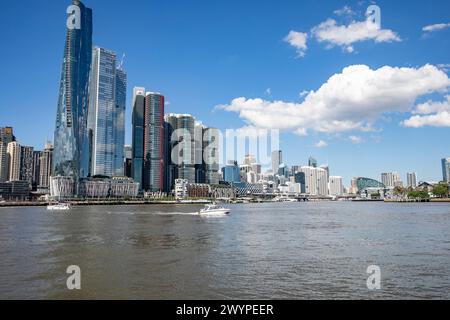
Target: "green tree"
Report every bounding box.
[432,183,449,198]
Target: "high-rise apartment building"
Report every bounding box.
[20,146,34,185]
[329,176,344,196]
[298,166,328,196]
[7,141,21,181]
[39,143,54,188]
[87,47,126,177]
[32,151,42,188]
[0,127,14,182]
[406,172,417,188]
[53,0,92,183]
[381,172,401,188]
[203,127,221,185]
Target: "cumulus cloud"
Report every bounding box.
[311,17,400,52]
[284,31,308,57]
[423,23,450,32]
[348,135,363,144]
[217,64,450,134]
[315,140,328,148]
[402,95,450,128]
[334,6,355,16]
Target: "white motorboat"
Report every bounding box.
[199,204,230,216]
[47,203,71,211]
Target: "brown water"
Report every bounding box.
[0,202,449,299]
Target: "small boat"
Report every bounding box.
[199,204,230,216]
[47,203,71,211]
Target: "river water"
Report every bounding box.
[0,202,449,299]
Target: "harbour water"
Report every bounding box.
[0,202,449,299]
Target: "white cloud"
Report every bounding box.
[284,31,308,57]
[334,6,355,16]
[402,95,450,128]
[294,128,308,136]
[423,23,450,32]
[217,64,450,134]
[265,88,272,96]
[315,140,328,148]
[311,17,400,52]
[348,135,363,144]
[299,90,310,98]
[402,112,450,128]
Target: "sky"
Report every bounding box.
[0,0,449,185]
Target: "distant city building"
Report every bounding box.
[143,92,165,192]
[39,143,54,189]
[0,181,30,201]
[442,158,450,183]
[298,166,328,196]
[329,176,344,196]
[53,0,93,183]
[50,176,74,198]
[308,156,318,168]
[174,179,188,199]
[87,47,126,177]
[406,172,417,188]
[32,150,42,189]
[131,87,146,189]
[203,127,221,185]
[123,145,132,177]
[294,172,306,193]
[356,177,385,192]
[381,172,401,188]
[20,146,34,185]
[0,127,14,183]
[271,150,282,175]
[222,161,241,183]
[7,141,21,181]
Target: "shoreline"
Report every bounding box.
[1,198,450,208]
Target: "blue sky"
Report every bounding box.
[0,0,449,185]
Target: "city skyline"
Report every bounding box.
[1,0,450,185]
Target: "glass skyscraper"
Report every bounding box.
[442,158,450,183]
[143,93,165,191]
[87,47,126,177]
[53,0,92,183]
[131,88,146,190]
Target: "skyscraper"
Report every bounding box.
[32,150,42,189]
[20,146,34,185]
[442,158,450,183]
[381,172,401,188]
[0,127,14,182]
[308,156,318,168]
[143,92,165,191]
[53,0,92,184]
[272,150,282,174]
[131,87,146,189]
[406,172,417,188]
[39,143,54,189]
[87,47,126,177]
[7,141,21,181]
[203,127,221,185]
[329,176,344,196]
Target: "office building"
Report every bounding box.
[87,47,126,177]
[0,127,14,183]
[203,127,220,185]
[53,0,92,183]
[131,87,146,189]
[222,161,241,183]
[442,158,450,183]
[143,92,165,191]
[308,156,318,168]
[298,166,328,196]
[32,150,42,188]
[272,150,282,175]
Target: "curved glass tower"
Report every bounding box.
[53,0,93,183]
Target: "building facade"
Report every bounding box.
[406,172,417,188]
[7,141,21,181]
[442,158,450,183]
[131,87,146,190]
[53,0,93,183]
[87,47,126,177]
[381,172,401,188]
[329,176,344,196]
[20,146,34,185]
[39,143,54,188]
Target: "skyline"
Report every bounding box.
[1,0,450,185]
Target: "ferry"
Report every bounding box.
[198,204,230,216]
